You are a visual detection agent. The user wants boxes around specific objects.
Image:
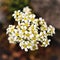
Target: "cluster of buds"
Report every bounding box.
[6,6,55,51]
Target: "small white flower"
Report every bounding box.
[8,36,15,44]
[12,10,20,18]
[42,39,51,47]
[6,25,15,34]
[47,25,55,36]
[23,6,31,13]
[40,31,47,39]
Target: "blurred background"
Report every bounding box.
[0,0,60,60]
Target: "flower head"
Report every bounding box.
[6,6,55,52]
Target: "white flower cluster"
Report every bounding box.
[6,6,55,51]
